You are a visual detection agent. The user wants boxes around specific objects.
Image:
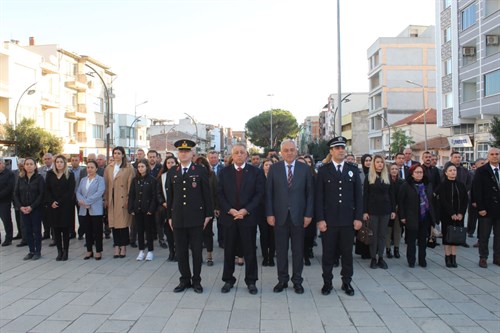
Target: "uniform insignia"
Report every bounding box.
[191,165,195,170]
[348,170,353,177]
[192,181,197,188]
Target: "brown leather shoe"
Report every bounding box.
[493,258,500,266]
[479,258,488,268]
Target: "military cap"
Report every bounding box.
[328,136,347,148]
[174,139,196,151]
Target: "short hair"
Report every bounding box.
[232,143,247,151]
[86,160,98,169]
[280,139,296,150]
[422,151,431,156]
[208,150,219,155]
[395,152,404,159]
[451,151,461,157]
[346,153,355,159]
[147,149,157,156]
[251,153,260,157]
[157,152,161,158]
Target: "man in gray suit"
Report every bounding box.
[266,140,314,294]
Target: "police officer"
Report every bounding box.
[167,140,213,294]
[315,136,363,296]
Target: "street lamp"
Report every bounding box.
[267,94,274,149]
[165,125,177,151]
[129,115,143,153]
[184,112,199,145]
[331,93,351,137]
[14,82,37,155]
[134,100,148,152]
[406,80,428,151]
[336,0,343,136]
[378,114,391,158]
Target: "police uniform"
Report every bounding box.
[166,140,213,292]
[315,136,363,296]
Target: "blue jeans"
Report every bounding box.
[23,208,43,255]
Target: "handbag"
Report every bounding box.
[446,225,466,245]
[356,222,373,245]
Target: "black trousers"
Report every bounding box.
[258,220,275,259]
[0,201,13,241]
[135,212,155,251]
[42,206,50,238]
[112,227,130,246]
[174,226,203,285]
[275,214,304,285]
[203,220,214,252]
[321,225,354,284]
[406,220,429,265]
[478,217,500,260]
[83,213,103,252]
[53,226,69,252]
[75,202,85,238]
[217,219,224,246]
[467,203,478,237]
[222,222,258,286]
[160,208,175,251]
[15,209,26,241]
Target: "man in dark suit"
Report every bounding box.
[0,158,15,246]
[208,150,224,248]
[403,148,419,168]
[473,147,500,268]
[421,151,441,190]
[315,136,363,296]
[395,153,409,180]
[218,143,265,295]
[266,140,314,294]
[167,139,213,293]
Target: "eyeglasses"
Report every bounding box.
[413,171,424,174]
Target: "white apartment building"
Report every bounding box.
[436,0,500,161]
[367,25,436,155]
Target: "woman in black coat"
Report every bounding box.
[398,164,436,268]
[387,163,404,259]
[45,155,76,261]
[355,154,372,259]
[436,162,468,268]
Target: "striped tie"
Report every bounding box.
[287,164,293,188]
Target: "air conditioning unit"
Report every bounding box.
[462,47,476,56]
[486,35,499,46]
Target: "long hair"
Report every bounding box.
[303,155,317,176]
[135,158,150,179]
[158,155,178,179]
[368,155,389,185]
[54,155,70,179]
[23,157,38,177]
[196,156,212,175]
[361,154,372,175]
[113,146,128,168]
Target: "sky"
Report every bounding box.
[1,0,437,130]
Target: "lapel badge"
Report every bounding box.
[348,170,353,178]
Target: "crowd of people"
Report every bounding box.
[0,138,499,296]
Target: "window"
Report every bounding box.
[119,126,132,139]
[444,0,452,9]
[454,147,474,162]
[92,125,103,139]
[477,143,490,158]
[445,93,453,108]
[445,59,452,75]
[485,69,500,96]
[452,124,475,135]
[478,123,491,133]
[462,80,477,102]
[444,27,452,42]
[486,0,500,16]
[461,3,477,30]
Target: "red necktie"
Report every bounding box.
[287,164,293,188]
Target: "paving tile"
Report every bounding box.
[228,309,260,330]
[1,315,46,333]
[96,319,135,332]
[62,314,108,333]
[26,292,80,316]
[412,317,455,333]
[260,319,292,332]
[1,298,44,320]
[349,311,385,327]
[194,310,231,332]
[129,316,169,333]
[290,311,324,333]
[48,304,90,321]
[380,314,422,332]
[162,308,202,333]
[27,319,71,333]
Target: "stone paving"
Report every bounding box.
[1,229,499,333]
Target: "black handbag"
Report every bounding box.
[356,222,373,245]
[445,225,466,245]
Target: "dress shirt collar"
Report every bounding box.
[234,163,246,170]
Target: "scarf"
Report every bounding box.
[416,183,429,221]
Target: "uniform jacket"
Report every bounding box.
[0,168,14,203]
[265,160,314,226]
[104,163,134,228]
[13,173,45,210]
[472,163,500,219]
[76,175,105,216]
[217,163,265,227]
[128,174,158,214]
[45,170,76,228]
[398,181,436,230]
[166,163,213,228]
[315,161,363,226]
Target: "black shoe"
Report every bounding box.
[193,283,203,294]
[23,253,35,260]
[56,250,63,261]
[386,248,393,259]
[1,240,12,247]
[304,257,311,266]
[332,258,339,267]
[159,240,168,249]
[262,258,268,267]
[130,242,137,248]
[451,255,458,268]
[248,284,258,295]
[341,283,355,296]
[49,240,57,247]
[377,258,388,269]
[308,248,314,258]
[419,260,427,268]
[206,259,214,266]
[221,282,234,293]
[268,257,275,267]
[321,283,333,295]
[62,250,68,261]
[462,242,470,248]
[393,247,400,259]
[13,234,22,240]
[445,255,452,267]
[370,258,378,269]
[84,252,93,260]
[32,253,41,260]
[409,262,415,268]
[105,234,111,239]
[174,282,191,293]
[273,282,288,293]
[167,252,175,262]
[78,236,84,240]
[17,241,28,247]
[293,283,304,294]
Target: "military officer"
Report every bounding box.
[315,136,363,296]
[167,139,213,294]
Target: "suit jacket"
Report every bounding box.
[217,164,265,227]
[265,160,314,226]
[211,163,224,180]
[76,175,105,216]
[166,163,213,228]
[472,163,500,219]
[315,162,363,227]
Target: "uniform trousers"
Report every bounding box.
[174,226,203,285]
[275,213,304,284]
[321,225,354,284]
[478,217,500,260]
[82,213,103,252]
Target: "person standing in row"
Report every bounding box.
[266,140,314,294]
[386,163,404,259]
[129,159,158,261]
[38,153,53,240]
[219,143,264,295]
[167,140,213,294]
[77,161,105,260]
[13,158,27,247]
[436,163,468,268]
[315,136,363,296]
[303,154,317,266]
[355,154,372,260]
[157,155,178,261]
[104,146,134,258]
[0,158,15,246]
[207,151,224,249]
[14,157,45,260]
[259,158,275,266]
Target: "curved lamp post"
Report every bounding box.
[378,114,391,158]
[14,82,38,155]
[184,112,199,142]
[331,93,351,137]
[267,94,274,149]
[129,115,143,153]
[406,80,428,151]
[134,101,148,151]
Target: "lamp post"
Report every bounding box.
[184,112,199,151]
[406,80,428,151]
[336,0,343,136]
[129,115,143,153]
[267,94,274,149]
[165,125,176,151]
[378,114,391,158]
[134,100,148,152]
[14,82,38,155]
[331,93,351,137]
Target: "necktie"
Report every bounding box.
[287,164,293,188]
[337,164,342,175]
[183,167,188,175]
[495,168,499,183]
[400,168,405,179]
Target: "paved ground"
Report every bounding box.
[0,228,499,333]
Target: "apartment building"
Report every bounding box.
[436,0,500,161]
[367,25,436,155]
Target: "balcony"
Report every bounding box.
[77,132,87,143]
[40,92,59,110]
[64,105,87,120]
[41,61,59,75]
[64,74,87,91]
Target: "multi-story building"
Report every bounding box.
[436,0,500,161]
[113,113,149,157]
[298,116,320,154]
[367,25,436,155]
[341,108,369,158]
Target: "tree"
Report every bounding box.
[5,118,63,161]
[390,128,415,155]
[245,109,299,150]
[307,140,330,161]
[491,116,500,147]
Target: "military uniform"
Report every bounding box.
[315,137,363,295]
[166,140,213,290]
